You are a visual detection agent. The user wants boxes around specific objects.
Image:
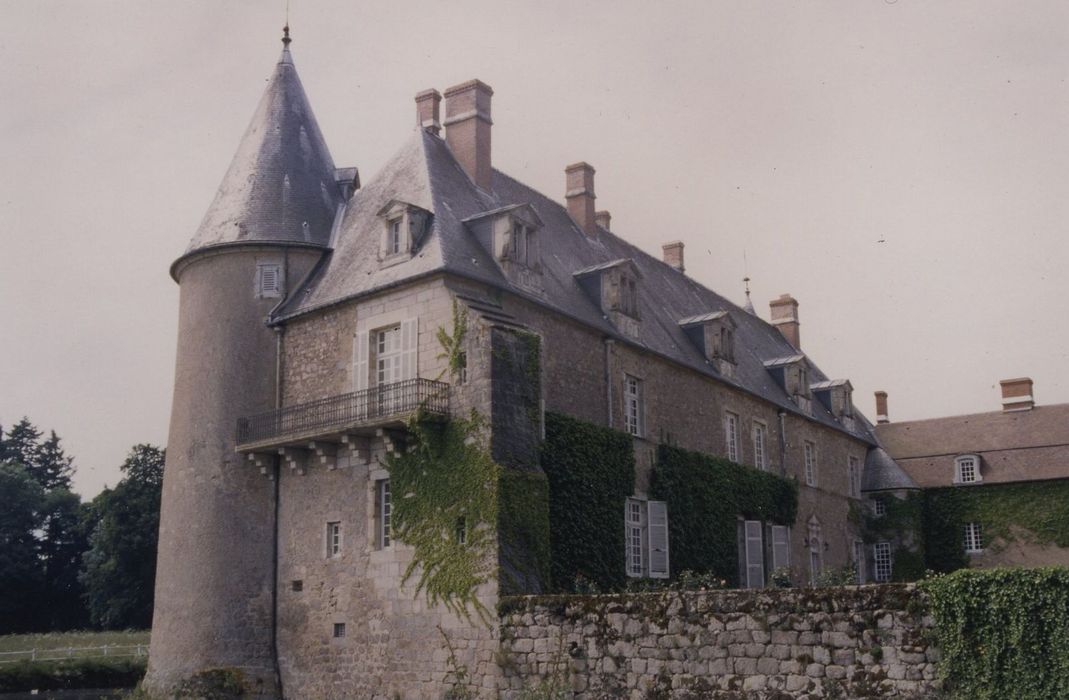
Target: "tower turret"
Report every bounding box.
[145,31,343,697]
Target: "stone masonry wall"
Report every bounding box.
[498,585,940,699]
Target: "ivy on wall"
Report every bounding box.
[923,479,1069,573]
[540,412,635,593]
[650,444,797,587]
[387,412,499,620]
[921,566,1069,700]
[860,492,927,582]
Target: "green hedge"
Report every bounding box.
[0,657,145,692]
[540,412,635,592]
[923,479,1069,573]
[921,567,1069,700]
[650,444,797,586]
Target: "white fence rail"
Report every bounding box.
[0,644,149,665]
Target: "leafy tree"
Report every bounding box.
[81,444,165,629]
[0,463,46,633]
[39,489,93,630]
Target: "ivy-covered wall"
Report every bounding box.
[651,444,798,586]
[921,566,1069,700]
[861,492,927,582]
[922,479,1069,573]
[540,412,635,593]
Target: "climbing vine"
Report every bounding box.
[921,566,1069,700]
[861,492,927,581]
[435,300,469,380]
[922,480,1069,573]
[386,411,498,621]
[541,412,635,593]
[650,443,797,587]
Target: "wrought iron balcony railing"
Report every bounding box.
[236,377,450,447]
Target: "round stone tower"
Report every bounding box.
[145,32,344,697]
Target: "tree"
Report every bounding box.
[0,463,46,634]
[2,417,42,470]
[34,430,75,491]
[81,444,165,629]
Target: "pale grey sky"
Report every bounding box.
[2,1,1067,497]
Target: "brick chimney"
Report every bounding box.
[1000,377,1034,412]
[415,89,442,136]
[769,294,800,349]
[565,162,597,237]
[443,79,493,190]
[595,210,612,231]
[874,391,889,424]
[662,241,685,273]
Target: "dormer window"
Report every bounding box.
[763,355,810,412]
[377,199,431,265]
[461,203,544,293]
[511,221,534,266]
[954,455,982,484]
[574,258,643,339]
[618,274,639,318]
[679,311,736,377]
[811,379,854,427]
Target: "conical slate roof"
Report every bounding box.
[179,41,342,264]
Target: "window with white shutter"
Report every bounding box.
[257,263,282,299]
[743,520,765,588]
[771,525,791,571]
[647,501,669,579]
[353,331,369,392]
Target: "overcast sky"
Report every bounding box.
[2,1,1067,497]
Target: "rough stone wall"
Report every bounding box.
[275,277,502,699]
[499,585,941,699]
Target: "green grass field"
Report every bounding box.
[0,630,149,654]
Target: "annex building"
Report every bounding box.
[144,32,1059,698]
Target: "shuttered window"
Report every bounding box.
[647,501,669,579]
[258,263,282,298]
[742,520,765,588]
[771,525,790,571]
[354,317,418,395]
[626,499,644,577]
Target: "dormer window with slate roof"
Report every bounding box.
[763,355,811,413]
[811,379,855,430]
[462,203,544,293]
[574,258,642,339]
[377,199,431,266]
[679,311,737,378]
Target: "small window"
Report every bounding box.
[725,412,740,462]
[848,456,861,498]
[873,497,887,517]
[456,351,468,384]
[873,542,892,582]
[455,517,467,546]
[955,455,981,484]
[626,498,645,577]
[333,623,346,638]
[753,421,767,471]
[388,219,403,255]
[291,580,303,592]
[964,522,984,553]
[853,540,867,583]
[257,263,282,298]
[378,480,392,549]
[624,375,643,437]
[803,441,817,487]
[326,521,342,558]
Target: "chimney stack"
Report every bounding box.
[1000,377,1034,412]
[769,294,800,349]
[565,162,597,237]
[662,241,685,273]
[595,210,612,231]
[415,89,442,136]
[443,79,493,190]
[875,391,889,424]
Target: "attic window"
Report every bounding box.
[954,455,982,485]
[377,200,430,264]
[512,221,533,266]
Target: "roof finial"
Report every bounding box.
[742,250,756,315]
[282,24,292,47]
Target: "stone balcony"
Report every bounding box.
[235,377,451,456]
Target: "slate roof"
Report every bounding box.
[273,128,882,446]
[875,404,1069,487]
[175,46,342,272]
[863,446,920,492]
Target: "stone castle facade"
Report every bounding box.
[144,33,1049,698]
